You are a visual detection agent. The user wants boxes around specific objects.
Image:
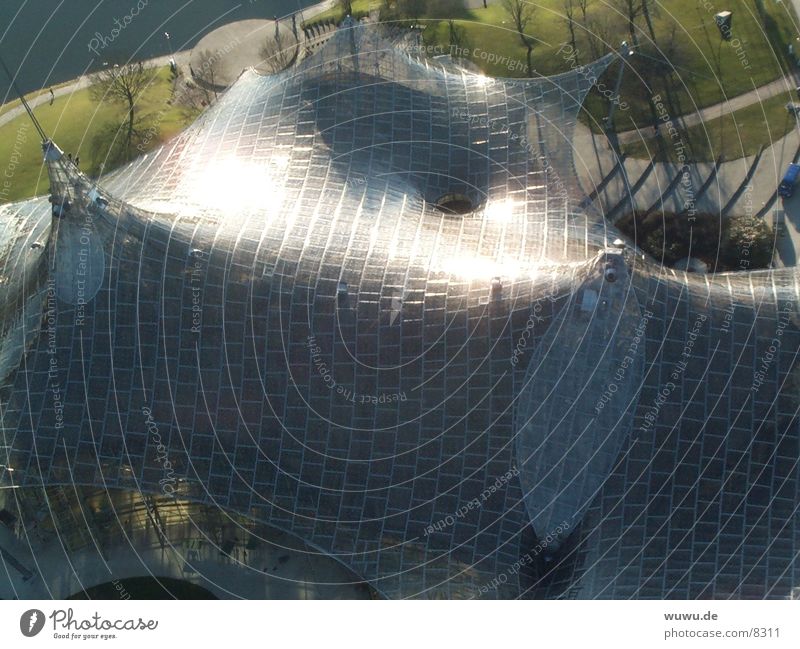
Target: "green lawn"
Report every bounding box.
[422,4,567,77]
[622,91,797,162]
[0,80,73,119]
[4,0,792,201]
[605,0,798,133]
[0,66,196,204]
[303,0,378,26]
[419,0,797,131]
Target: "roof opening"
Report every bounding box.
[433,193,474,215]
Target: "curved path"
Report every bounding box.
[615,75,796,146]
[0,0,340,129]
[0,52,191,131]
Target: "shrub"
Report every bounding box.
[616,210,773,271]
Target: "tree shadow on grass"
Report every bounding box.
[88,114,161,177]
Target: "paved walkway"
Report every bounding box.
[576,114,797,214]
[572,0,800,268]
[574,96,800,269]
[189,19,297,87]
[4,0,797,269]
[616,0,800,147]
[0,0,341,127]
[615,75,797,145]
[0,51,192,132]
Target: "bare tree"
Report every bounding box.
[428,0,467,19]
[448,19,468,57]
[378,0,396,23]
[501,0,537,77]
[694,15,723,153]
[577,0,592,22]
[91,61,156,153]
[260,31,296,73]
[193,49,221,101]
[339,0,353,17]
[663,21,692,77]
[611,0,646,47]
[641,0,657,43]
[397,0,426,23]
[586,14,619,60]
[561,0,579,62]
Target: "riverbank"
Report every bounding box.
[0,0,325,99]
[0,0,348,204]
[0,59,195,203]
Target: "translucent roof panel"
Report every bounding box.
[0,22,798,600]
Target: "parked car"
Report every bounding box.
[779,163,800,198]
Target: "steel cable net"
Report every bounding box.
[1,20,799,600]
[98,20,614,245]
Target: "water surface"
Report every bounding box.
[0,0,317,100]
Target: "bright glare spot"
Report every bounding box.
[484,199,518,222]
[270,154,291,169]
[187,157,284,213]
[438,255,529,280]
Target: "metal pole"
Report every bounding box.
[0,53,46,141]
